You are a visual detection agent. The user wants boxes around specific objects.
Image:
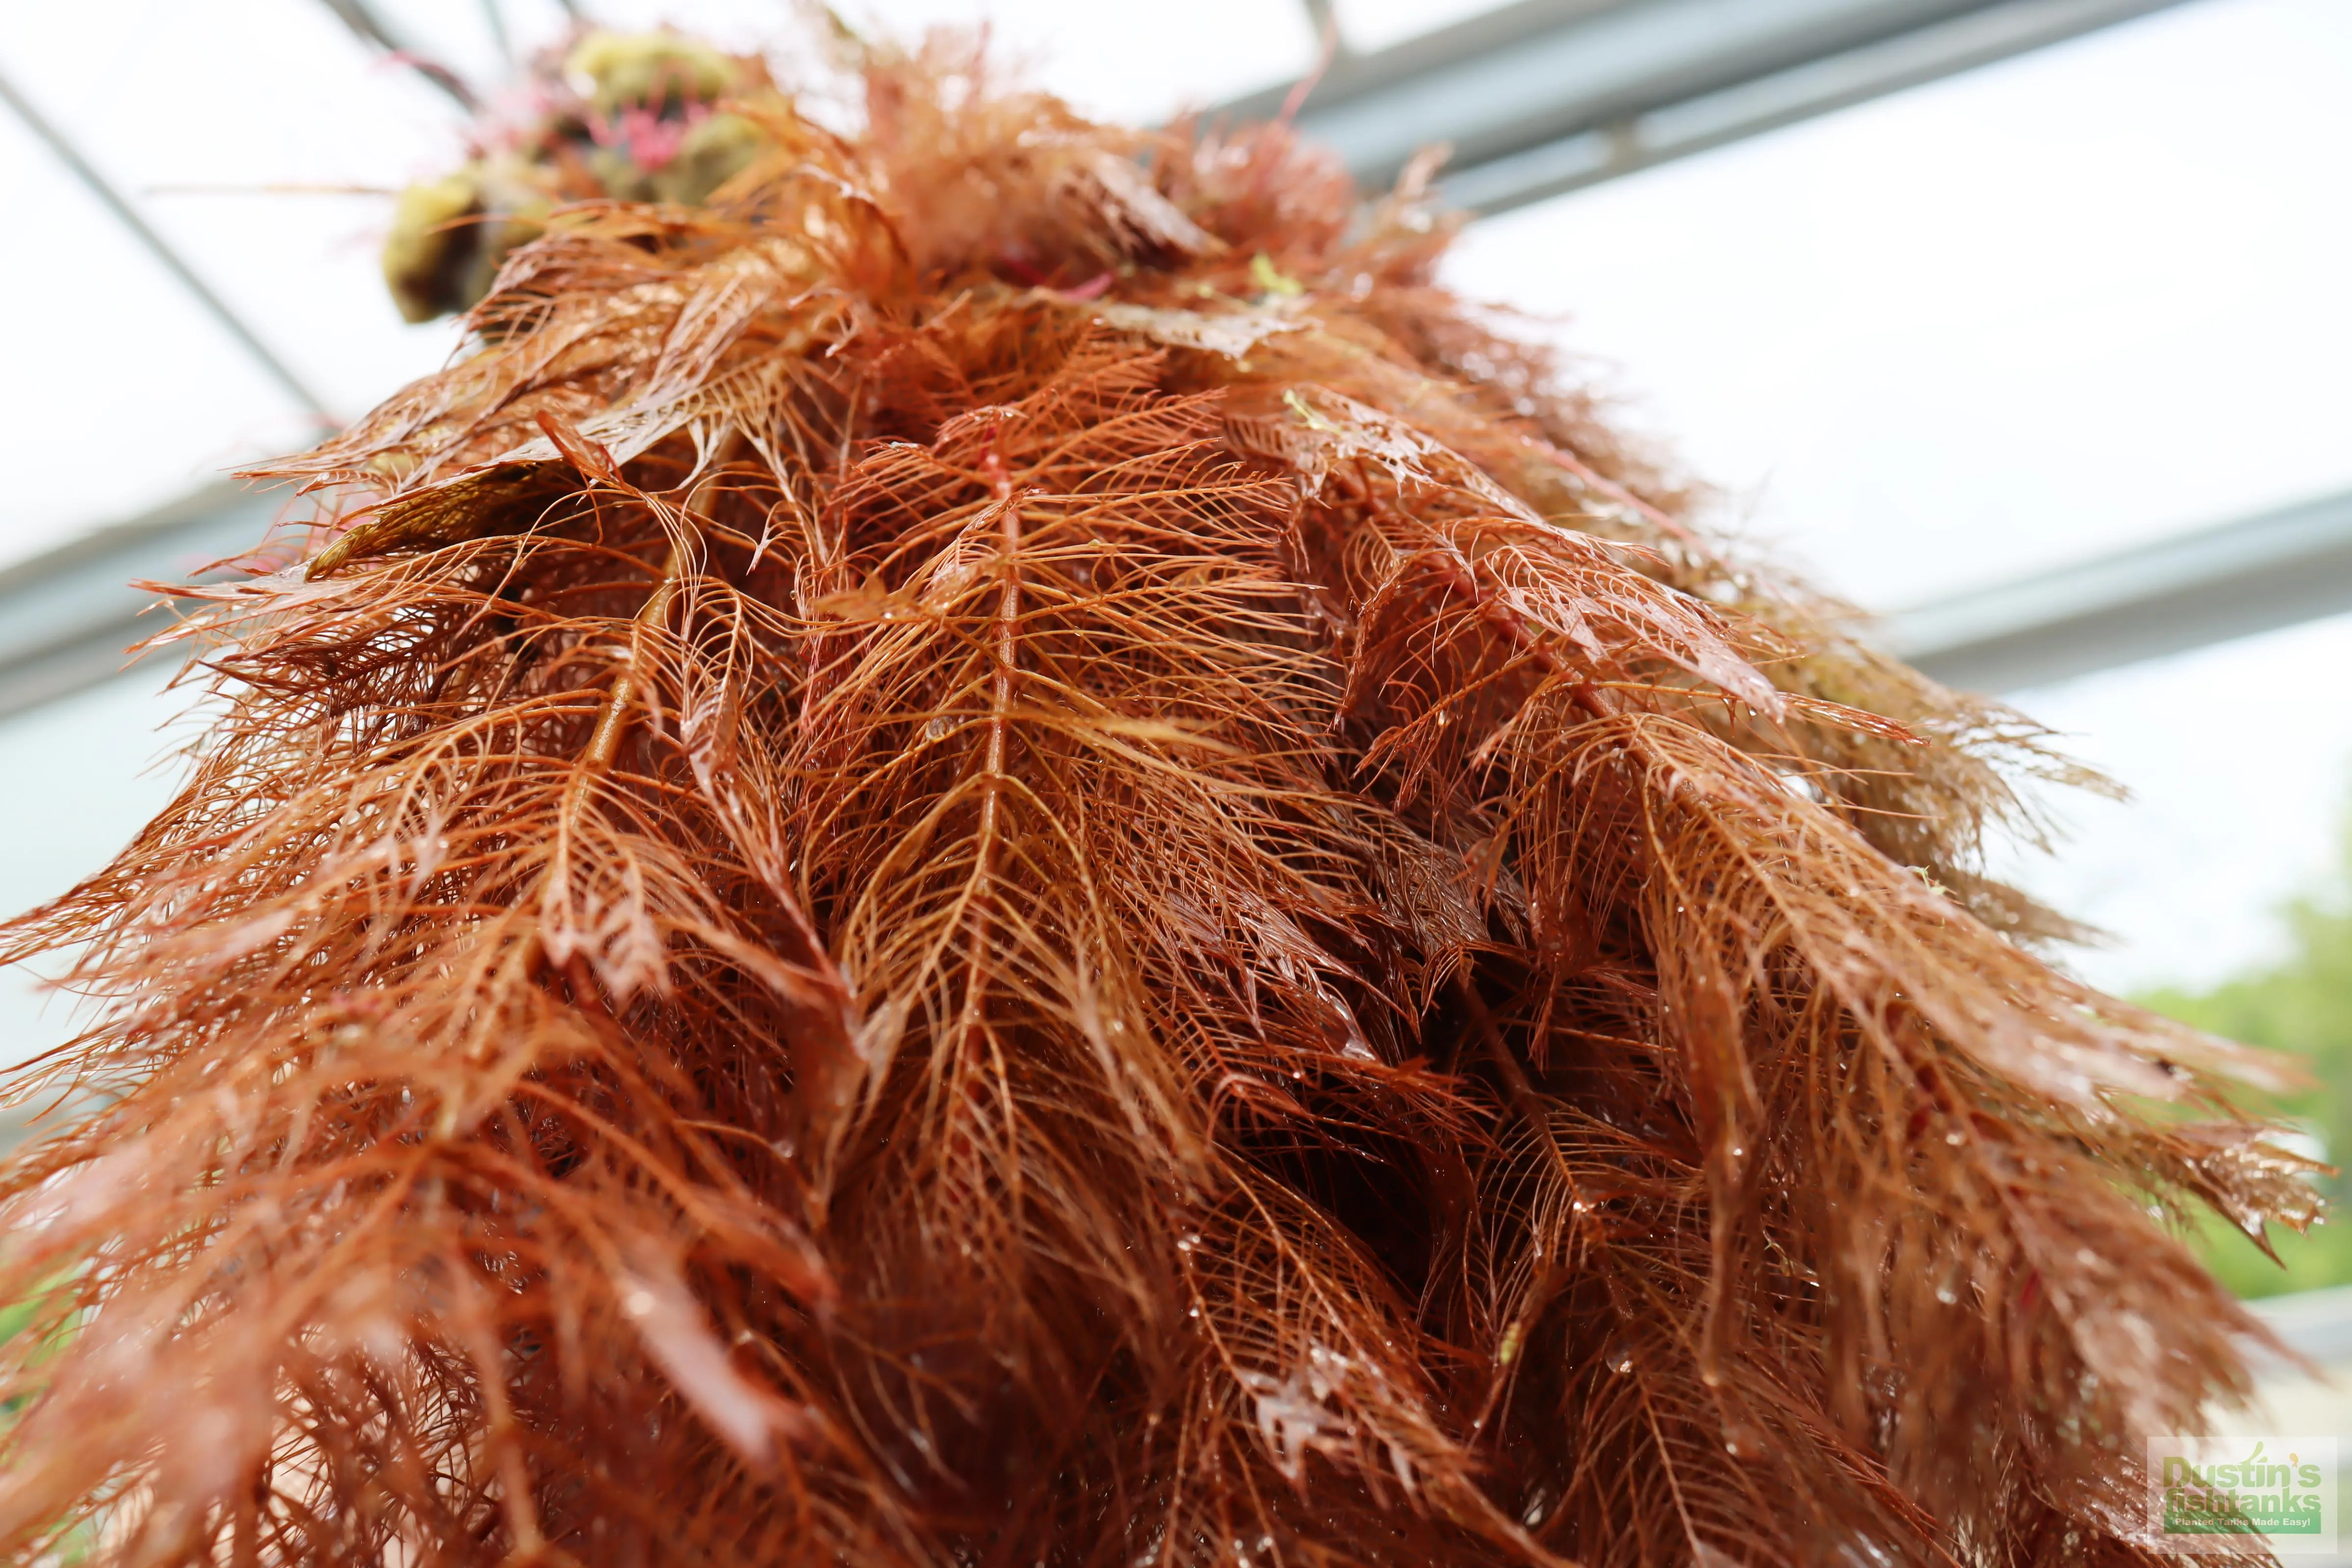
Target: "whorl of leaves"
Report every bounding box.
[0,35,2316,1568]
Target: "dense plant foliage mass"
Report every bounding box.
[0,30,2318,1568]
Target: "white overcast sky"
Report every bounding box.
[0,0,2347,1065]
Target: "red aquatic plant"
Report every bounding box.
[0,30,2316,1568]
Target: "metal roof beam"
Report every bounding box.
[1879,489,2352,693]
[314,0,479,109]
[1214,0,2193,214]
[10,479,2351,723]
[0,483,278,723]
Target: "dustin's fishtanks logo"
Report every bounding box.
[2144,1437,2339,1555]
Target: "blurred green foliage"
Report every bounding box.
[2136,829,2352,1298]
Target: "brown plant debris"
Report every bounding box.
[0,29,2320,1568]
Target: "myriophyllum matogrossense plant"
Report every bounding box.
[0,29,2317,1568]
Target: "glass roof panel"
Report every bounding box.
[1443,0,2352,612]
[1334,0,1515,52]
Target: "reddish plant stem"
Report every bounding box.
[582,434,745,776]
